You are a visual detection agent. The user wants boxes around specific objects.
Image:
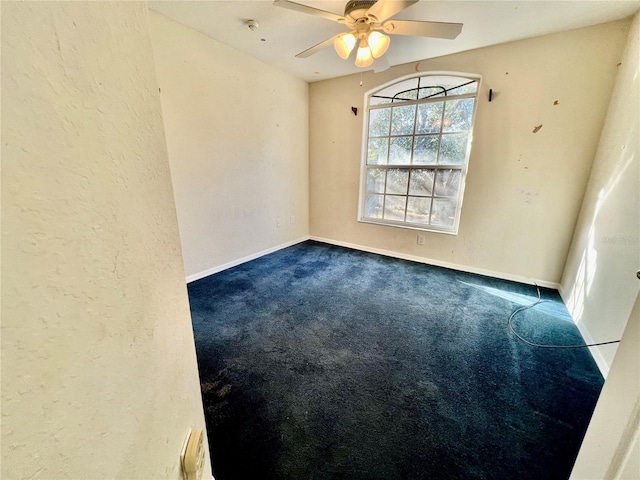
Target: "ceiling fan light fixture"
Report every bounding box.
[274,0,464,67]
[334,32,357,59]
[355,42,374,67]
[367,31,390,58]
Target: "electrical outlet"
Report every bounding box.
[417,235,425,245]
[276,217,282,228]
[290,215,295,225]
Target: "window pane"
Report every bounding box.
[439,133,469,165]
[406,197,432,224]
[418,87,446,99]
[367,137,389,165]
[386,168,409,194]
[391,105,416,135]
[366,168,386,193]
[394,89,418,101]
[370,95,392,106]
[364,194,384,219]
[416,102,444,134]
[373,77,419,101]
[421,75,474,93]
[369,108,391,137]
[389,136,412,164]
[383,195,406,221]
[447,81,478,95]
[443,99,475,132]
[434,169,461,197]
[431,198,457,227]
[408,169,434,196]
[413,135,439,165]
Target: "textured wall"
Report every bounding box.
[1,3,211,478]
[309,20,630,285]
[561,13,640,372]
[149,12,310,280]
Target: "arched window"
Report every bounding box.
[358,73,480,234]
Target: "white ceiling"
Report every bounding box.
[149,0,640,82]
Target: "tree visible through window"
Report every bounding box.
[359,74,479,233]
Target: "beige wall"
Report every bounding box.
[560,13,640,374]
[571,293,640,479]
[1,3,211,479]
[309,20,630,286]
[149,12,310,281]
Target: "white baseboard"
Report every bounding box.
[186,236,310,283]
[310,236,561,290]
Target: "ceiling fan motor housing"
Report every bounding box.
[344,0,377,20]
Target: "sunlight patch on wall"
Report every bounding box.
[564,151,635,326]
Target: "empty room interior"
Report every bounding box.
[2,1,639,480]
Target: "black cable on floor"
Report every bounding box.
[508,284,621,349]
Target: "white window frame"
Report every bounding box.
[357,72,481,234]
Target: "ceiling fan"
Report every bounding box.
[273,0,463,68]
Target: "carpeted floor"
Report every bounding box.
[187,241,603,480]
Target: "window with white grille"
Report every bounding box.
[358,74,479,234]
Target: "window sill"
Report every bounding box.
[358,217,459,235]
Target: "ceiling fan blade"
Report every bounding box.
[384,20,463,39]
[295,33,343,58]
[273,0,345,23]
[366,0,418,23]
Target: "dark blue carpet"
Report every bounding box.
[187,241,603,480]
